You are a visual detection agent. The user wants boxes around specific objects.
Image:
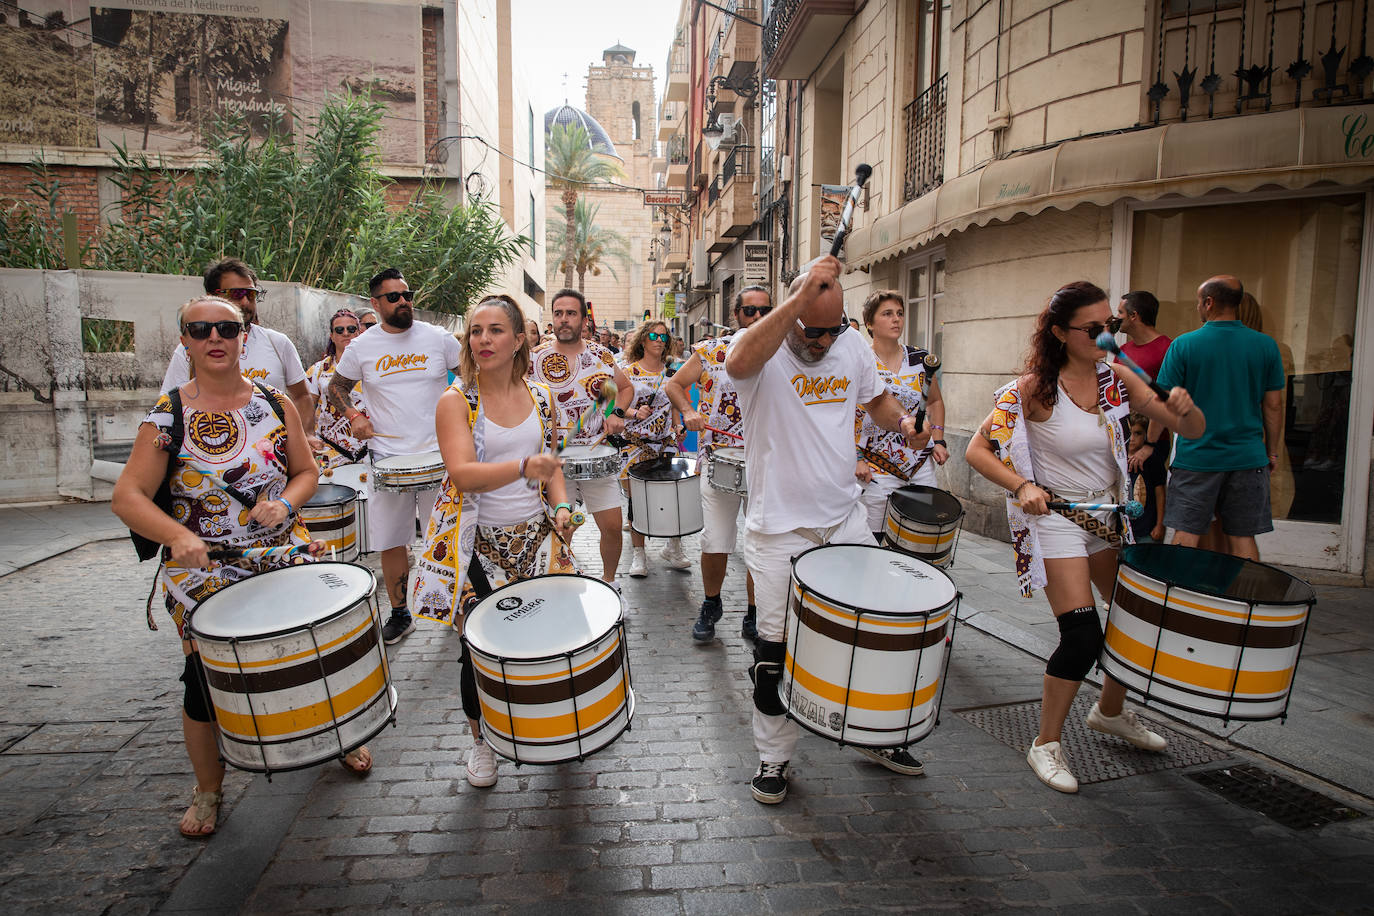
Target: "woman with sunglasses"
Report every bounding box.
[621,320,690,578]
[355,307,379,331]
[304,309,368,468]
[113,296,367,841]
[965,281,1205,794]
[855,290,949,540]
[411,295,574,788]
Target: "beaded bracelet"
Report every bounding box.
[278,496,295,516]
[553,502,573,514]
[518,456,530,479]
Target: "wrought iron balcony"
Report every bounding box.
[722,144,755,186]
[762,0,857,80]
[903,75,947,203]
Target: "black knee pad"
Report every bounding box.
[181,652,214,723]
[1045,606,1103,681]
[458,640,481,723]
[750,639,787,716]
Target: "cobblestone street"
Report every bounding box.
[1,516,1371,914]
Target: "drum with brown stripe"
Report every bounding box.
[782,544,958,748]
[1103,543,1316,721]
[883,484,964,568]
[187,562,397,774]
[299,483,360,561]
[463,576,634,764]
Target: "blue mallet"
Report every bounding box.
[1096,331,1171,400]
[1046,500,1144,518]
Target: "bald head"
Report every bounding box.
[1197,274,1243,318]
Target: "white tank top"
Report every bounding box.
[477,408,544,526]
[1025,385,1117,495]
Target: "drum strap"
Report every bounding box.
[793,522,844,546]
[319,431,367,463]
[1044,487,1124,549]
[858,445,936,482]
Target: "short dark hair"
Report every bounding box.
[368,267,405,297]
[1200,277,1243,312]
[861,289,903,328]
[550,287,587,317]
[1121,290,1160,327]
[203,257,257,294]
[733,285,770,311]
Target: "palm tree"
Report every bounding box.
[547,198,632,291]
[545,122,623,289]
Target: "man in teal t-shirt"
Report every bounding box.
[1155,275,1285,560]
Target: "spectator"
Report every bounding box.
[1116,290,1172,380]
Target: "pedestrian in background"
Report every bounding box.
[1115,290,1172,380]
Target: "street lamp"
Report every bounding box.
[702,72,760,150]
[659,218,673,254]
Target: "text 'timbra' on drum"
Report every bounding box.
[883,484,964,568]
[706,446,747,495]
[187,562,398,775]
[1103,543,1316,722]
[782,544,959,748]
[560,444,620,480]
[299,483,360,562]
[462,575,634,764]
[372,452,446,492]
[627,456,704,538]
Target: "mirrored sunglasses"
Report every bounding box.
[215,287,263,303]
[184,320,243,340]
[647,331,670,342]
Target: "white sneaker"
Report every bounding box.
[465,740,498,788]
[660,539,691,569]
[606,579,623,595]
[1027,738,1078,793]
[1085,703,1168,752]
[628,548,648,578]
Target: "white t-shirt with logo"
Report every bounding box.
[334,320,462,459]
[161,324,307,394]
[728,327,882,535]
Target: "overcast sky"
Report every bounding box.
[512,0,681,118]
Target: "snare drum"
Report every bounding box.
[463,576,634,764]
[783,544,957,748]
[1102,544,1315,721]
[560,444,620,480]
[188,563,397,774]
[324,463,371,554]
[883,485,964,568]
[299,484,359,562]
[706,446,747,495]
[628,456,704,537]
[373,452,445,492]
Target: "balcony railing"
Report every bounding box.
[707,175,721,207]
[903,75,947,203]
[762,0,799,66]
[722,144,754,185]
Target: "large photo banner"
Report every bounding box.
[0,0,422,162]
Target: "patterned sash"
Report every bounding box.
[858,444,936,482]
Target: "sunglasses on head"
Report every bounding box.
[740,305,773,317]
[378,290,415,303]
[215,287,263,303]
[333,324,359,334]
[795,318,849,339]
[184,320,243,340]
[646,331,669,342]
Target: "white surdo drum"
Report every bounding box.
[627,456,704,538]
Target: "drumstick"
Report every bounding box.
[1095,331,1171,401]
[911,352,941,433]
[1046,500,1144,519]
[827,164,873,259]
[704,424,743,441]
[203,545,312,561]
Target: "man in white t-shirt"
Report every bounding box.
[726,255,928,805]
[330,267,462,644]
[160,258,315,436]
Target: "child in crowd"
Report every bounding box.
[1127,413,1168,542]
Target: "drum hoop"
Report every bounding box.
[889,485,965,522]
[187,562,378,643]
[304,485,358,508]
[463,573,624,662]
[1120,543,1317,607]
[789,543,956,618]
[374,453,443,470]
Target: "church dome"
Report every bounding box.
[544,105,621,160]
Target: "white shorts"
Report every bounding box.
[860,464,937,533]
[367,485,440,552]
[700,482,746,555]
[566,474,622,515]
[1034,510,1114,559]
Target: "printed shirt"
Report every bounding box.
[304,356,366,467]
[692,335,744,452]
[618,361,676,476]
[161,324,306,394]
[856,345,933,480]
[529,340,619,447]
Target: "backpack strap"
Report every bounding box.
[252,380,289,426]
[166,387,185,456]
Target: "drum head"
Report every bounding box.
[189,562,374,639]
[889,485,964,523]
[375,451,442,470]
[465,575,622,659]
[327,464,370,495]
[629,456,697,481]
[563,444,617,459]
[1121,543,1316,605]
[714,447,745,461]
[793,544,955,614]
[304,483,357,507]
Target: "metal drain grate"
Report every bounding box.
[955,694,1227,785]
[1188,764,1367,830]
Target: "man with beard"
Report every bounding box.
[530,289,633,588]
[725,256,928,805]
[329,267,462,643]
[160,258,315,437]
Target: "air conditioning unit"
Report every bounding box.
[779,154,792,181]
[691,240,710,289]
[716,114,740,150]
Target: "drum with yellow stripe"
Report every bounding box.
[1103,544,1315,721]
[463,576,633,764]
[187,562,396,773]
[299,484,359,561]
[783,544,958,748]
[883,485,964,568]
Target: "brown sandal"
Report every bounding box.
[341,745,373,775]
[180,786,222,838]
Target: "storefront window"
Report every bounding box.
[1130,194,1362,525]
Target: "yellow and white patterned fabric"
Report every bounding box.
[304,356,367,469]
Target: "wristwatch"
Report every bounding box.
[612,407,626,419]
[932,440,947,447]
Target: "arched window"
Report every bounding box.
[632,101,641,141]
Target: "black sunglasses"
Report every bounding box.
[215,287,263,303]
[378,290,415,303]
[795,318,849,339]
[646,331,670,342]
[361,320,377,328]
[1068,322,1108,338]
[184,320,243,340]
[740,305,773,317]
[333,324,359,334]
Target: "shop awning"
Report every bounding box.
[847,105,1374,268]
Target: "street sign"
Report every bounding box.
[743,241,771,284]
[644,190,687,208]
[664,291,677,320]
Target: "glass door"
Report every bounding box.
[902,247,946,355]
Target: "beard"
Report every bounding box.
[787,332,824,364]
[554,325,579,343]
[386,306,414,330]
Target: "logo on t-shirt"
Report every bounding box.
[375,353,431,377]
[242,367,269,382]
[792,373,851,404]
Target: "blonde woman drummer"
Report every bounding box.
[112,296,351,840]
[411,295,575,789]
[620,319,690,578]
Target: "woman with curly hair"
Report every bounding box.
[304,308,368,468]
[964,281,1205,793]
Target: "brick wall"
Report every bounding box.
[422,7,442,164]
[0,162,103,258]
